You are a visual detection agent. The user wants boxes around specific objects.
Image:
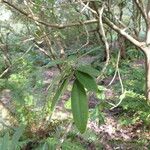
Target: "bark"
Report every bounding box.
[146,27,150,44]
[146,0,150,44]
[119,36,126,59]
[145,50,150,100]
[145,0,150,100]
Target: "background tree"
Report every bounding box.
[0,0,150,149]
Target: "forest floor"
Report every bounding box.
[0,56,150,149]
[42,57,150,149]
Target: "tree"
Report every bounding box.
[1,0,150,101]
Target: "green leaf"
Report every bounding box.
[41,143,49,150]
[0,132,9,150]
[11,125,25,149]
[51,79,68,111]
[75,71,97,92]
[71,79,88,133]
[77,65,99,77]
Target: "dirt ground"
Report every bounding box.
[0,57,149,149]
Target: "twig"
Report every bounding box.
[106,49,124,109]
[2,0,146,51]
[102,16,145,50]
[0,67,11,78]
[118,68,124,94]
[97,5,110,82]
[75,21,90,54]
[2,0,98,28]
[81,2,90,13]
[34,44,51,59]
[79,0,97,15]
[110,90,126,110]
[134,0,148,25]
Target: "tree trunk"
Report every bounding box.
[118,36,126,59]
[145,50,150,100]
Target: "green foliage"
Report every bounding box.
[98,57,116,76]
[0,125,26,150]
[36,137,84,150]
[77,65,100,77]
[0,79,7,90]
[0,56,5,72]
[0,133,10,150]
[90,106,105,125]
[89,85,107,125]
[71,79,88,133]
[44,57,99,134]
[1,57,46,125]
[123,68,145,94]
[126,48,144,59]
[119,91,150,126]
[75,71,97,92]
[97,85,106,101]
[51,78,69,111]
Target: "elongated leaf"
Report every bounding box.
[77,65,99,77]
[0,132,9,150]
[51,79,68,111]
[11,125,25,149]
[71,79,88,133]
[41,143,49,150]
[75,71,97,92]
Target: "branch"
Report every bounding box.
[102,16,146,50]
[2,0,146,50]
[146,0,150,45]
[134,0,148,25]
[0,66,11,78]
[2,0,98,28]
[97,5,110,81]
[34,44,51,59]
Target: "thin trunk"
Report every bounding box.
[146,27,150,44]
[118,35,126,59]
[145,50,150,100]
[146,0,150,44]
[145,1,150,100]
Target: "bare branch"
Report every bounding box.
[2,0,98,28]
[146,0,150,44]
[102,16,146,50]
[134,0,148,25]
[34,44,51,59]
[0,67,11,78]
[80,0,97,14]
[97,5,110,81]
[2,0,146,50]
